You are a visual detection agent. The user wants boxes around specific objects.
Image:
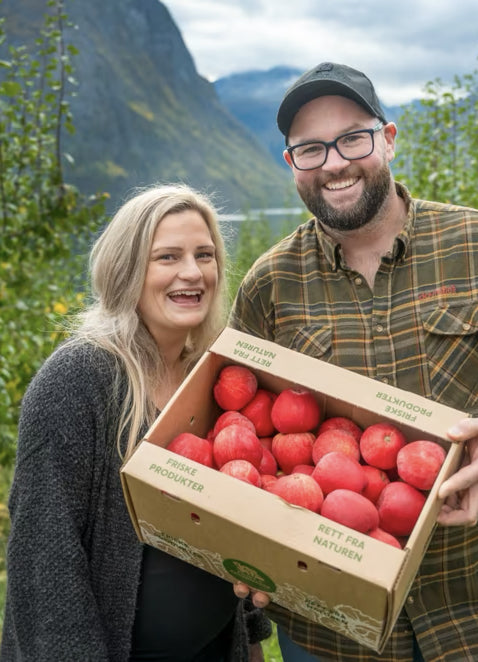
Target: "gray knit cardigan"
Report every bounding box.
[0,342,270,661]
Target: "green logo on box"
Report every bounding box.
[223,558,276,592]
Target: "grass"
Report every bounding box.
[0,466,282,658]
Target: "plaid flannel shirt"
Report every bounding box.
[228,182,478,662]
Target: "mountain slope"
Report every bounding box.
[1,0,291,212]
[215,66,303,168]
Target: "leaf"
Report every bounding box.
[0,81,22,96]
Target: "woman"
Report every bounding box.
[0,184,270,661]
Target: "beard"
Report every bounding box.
[296,161,392,232]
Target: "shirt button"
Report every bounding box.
[354,277,363,286]
[407,595,414,604]
[463,322,471,331]
[376,324,384,333]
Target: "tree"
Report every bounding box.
[394,61,478,208]
[0,0,107,465]
[227,211,303,304]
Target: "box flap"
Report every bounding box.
[210,328,468,439]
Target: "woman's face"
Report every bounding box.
[137,209,218,348]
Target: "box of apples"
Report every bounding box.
[121,327,466,652]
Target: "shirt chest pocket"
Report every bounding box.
[275,324,332,360]
[422,303,478,413]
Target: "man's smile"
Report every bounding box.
[324,177,359,191]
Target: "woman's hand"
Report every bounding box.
[234,581,270,608]
[437,418,478,526]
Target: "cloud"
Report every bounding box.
[166,0,478,105]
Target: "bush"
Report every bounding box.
[0,0,106,465]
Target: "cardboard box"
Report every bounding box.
[121,328,466,652]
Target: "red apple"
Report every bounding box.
[167,432,214,467]
[213,424,263,469]
[220,459,262,487]
[259,436,274,452]
[368,527,402,549]
[317,416,363,442]
[271,432,315,474]
[206,428,215,442]
[291,464,315,475]
[377,481,426,537]
[240,388,277,436]
[212,410,256,438]
[213,365,257,411]
[359,422,407,470]
[269,473,324,513]
[270,387,320,433]
[396,440,446,491]
[261,474,279,491]
[321,489,379,533]
[312,429,360,464]
[361,465,390,504]
[259,446,278,475]
[312,452,367,495]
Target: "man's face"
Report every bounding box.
[284,95,397,231]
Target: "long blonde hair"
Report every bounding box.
[68,183,228,459]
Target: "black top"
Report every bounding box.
[130,545,239,661]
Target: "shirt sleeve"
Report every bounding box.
[228,269,273,340]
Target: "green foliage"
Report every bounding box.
[262,623,283,661]
[0,464,12,629]
[0,0,106,466]
[227,211,304,303]
[227,214,275,299]
[394,61,478,208]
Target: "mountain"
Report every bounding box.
[215,66,302,170]
[0,0,292,213]
[215,67,406,168]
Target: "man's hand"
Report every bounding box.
[234,581,270,608]
[437,418,478,526]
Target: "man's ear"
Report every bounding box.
[283,149,293,168]
[383,122,398,162]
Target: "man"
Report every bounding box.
[230,62,478,661]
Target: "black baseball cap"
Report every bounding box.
[277,62,387,140]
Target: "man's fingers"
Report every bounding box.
[439,463,478,499]
[447,417,478,442]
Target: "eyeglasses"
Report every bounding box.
[287,122,384,171]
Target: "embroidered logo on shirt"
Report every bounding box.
[418,285,457,300]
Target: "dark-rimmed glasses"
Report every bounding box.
[287,122,384,171]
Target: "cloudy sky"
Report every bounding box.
[166,0,478,105]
